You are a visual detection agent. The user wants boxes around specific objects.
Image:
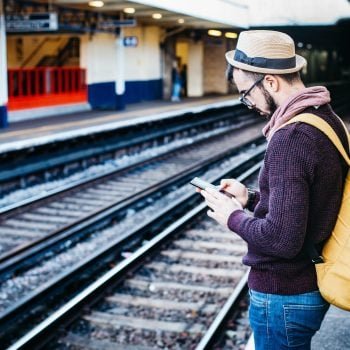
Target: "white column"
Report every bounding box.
[80,33,120,109]
[187,41,203,97]
[0,0,8,127]
[115,28,125,109]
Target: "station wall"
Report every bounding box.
[7,34,74,68]
[6,27,162,111]
[203,37,229,95]
[5,27,233,116]
[80,25,162,109]
[174,36,230,98]
[123,25,162,104]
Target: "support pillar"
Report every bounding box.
[0,0,8,127]
[115,28,125,110]
[188,41,203,97]
[81,32,124,110]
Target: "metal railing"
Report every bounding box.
[7,67,87,110]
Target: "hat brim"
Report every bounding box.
[225,50,307,74]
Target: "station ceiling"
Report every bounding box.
[45,0,235,28]
[56,0,350,27]
[10,0,350,32]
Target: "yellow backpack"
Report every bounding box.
[280,113,350,310]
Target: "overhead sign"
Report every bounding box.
[99,18,137,30]
[123,36,138,47]
[6,13,58,32]
[114,19,137,27]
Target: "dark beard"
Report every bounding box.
[261,86,277,120]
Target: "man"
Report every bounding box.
[200,30,349,349]
[171,59,182,102]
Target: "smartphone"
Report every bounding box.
[190,177,234,198]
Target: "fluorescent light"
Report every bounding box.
[178,18,185,24]
[88,0,104,7]
[152,13,162,19]
[123,7,135,14]
[208,29,222,37]
[225,32,237,39]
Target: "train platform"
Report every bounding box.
[245,305,350,350]
[312,305,350,349]
[0,95,239,154]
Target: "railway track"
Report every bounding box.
[0,83,350,349]
[0,119,264,280]
[0,122,265,347]
[57,223,250,350]
[1,82,349,198]
[0,104,252,195]
[6,159,261,350]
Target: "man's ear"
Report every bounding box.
[264,75,279,93]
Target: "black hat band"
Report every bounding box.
[234,49,296,70]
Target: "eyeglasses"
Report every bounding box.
[239,76,264,109]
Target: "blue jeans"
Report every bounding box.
[171,82,181,101]
[249,289,329,350]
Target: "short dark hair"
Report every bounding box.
[225,63,301,85]
[226,63,235,84]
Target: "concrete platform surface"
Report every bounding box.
[0,95,238,153]
[312,306,350,350]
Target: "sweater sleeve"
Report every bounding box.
[246,190,260,212]
[227,125,318,259]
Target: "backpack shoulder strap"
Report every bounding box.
[334,114,350,148]
[278,113,350,166]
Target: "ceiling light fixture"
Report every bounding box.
[208,29,222,37]
[225,32,238,39]
[178,18,185,24]
[88,0,104,8]
[123,7,135,14]
[152,13,162,19]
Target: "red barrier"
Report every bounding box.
[7,67,87,110]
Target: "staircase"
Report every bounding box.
[38,37,80,67]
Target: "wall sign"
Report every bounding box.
[100,19,137,30]
[123,36,138,47]
[6,13,59,32]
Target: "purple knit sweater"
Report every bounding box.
[228,104,349,294]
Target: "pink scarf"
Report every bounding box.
[262,86,331,140]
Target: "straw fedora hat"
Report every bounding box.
[225,30,307,74]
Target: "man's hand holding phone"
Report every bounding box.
[191,177,244,228]
[190,177,234,198]
[219,179,249,208]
